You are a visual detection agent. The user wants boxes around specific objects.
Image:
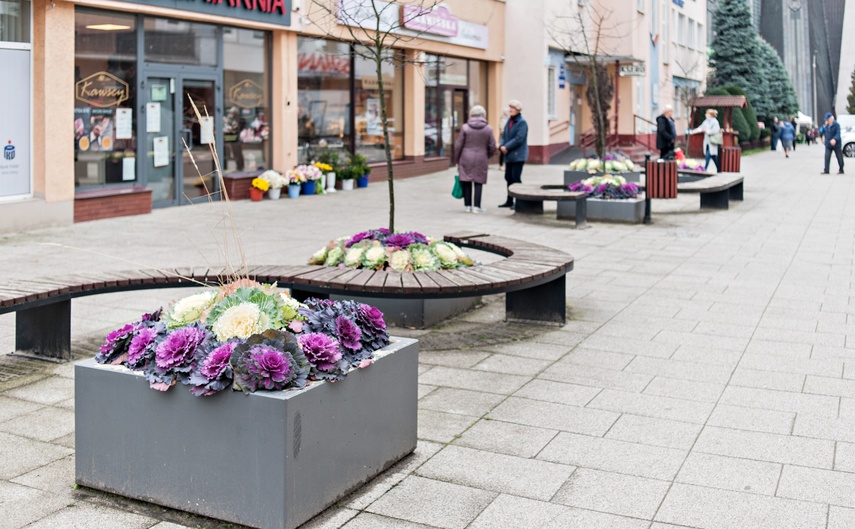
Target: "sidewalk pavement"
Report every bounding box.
[2,146,854,529]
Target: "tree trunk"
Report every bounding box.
[374,49,395,232]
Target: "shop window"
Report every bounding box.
[439,56,467,86]
[354,46,403,163]
[74,9,137,188]
[0,0,29,43]
[223,27,270,174]
[144,17,217,67]
[468,60,488,110]
[297,37,351,164]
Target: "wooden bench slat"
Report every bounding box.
[324,269,366,290]
[342,270,377,291]
[413,272,442,294]
[456,268,509,289]
[382,273,404,294]
[363,271,387,293]
[306,267,357,287]
[434,269,478,292]
[424,271,459,293]
[400,272,423,292]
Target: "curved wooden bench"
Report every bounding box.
[508,184,588,228]
[0,232,573,359]
[639,173,744,209]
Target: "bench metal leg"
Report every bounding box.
[729,182,743,201]
[16,300,71,360]
[700,189,729,209]
[506,275,566,326]
[290,288,328,303]
[514,199,543,215]
[574,197,587,229]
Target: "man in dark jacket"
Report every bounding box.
[498,99,529,208]
[770,117,780,151]
[822,112,844,174]
[655,105,676,160]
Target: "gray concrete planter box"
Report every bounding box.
[558,196,646,224]
[75,337,419,529]
[330,294,480,328]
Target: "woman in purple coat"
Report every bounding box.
[453,105,497,213]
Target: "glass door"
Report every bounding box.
[143,75,220,207]
[446,88,468,164]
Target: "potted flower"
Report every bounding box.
[347,153,371,188]
[564,174,645,223]
[259,169,286,200]
[287,169,304,198]
[314,162,334,194]
[294,164,322,196]
[250,177,269,201]
[339,165,355,191]
[315,147,340,192]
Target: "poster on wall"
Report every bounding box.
[365,98,381,136]
[74,108,115,152]
[0,49,30,197]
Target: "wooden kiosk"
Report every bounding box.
[687,95,747,159]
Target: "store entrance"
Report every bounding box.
[443,88,468,165]
[142,73,222,207]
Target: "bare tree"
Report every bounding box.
[549,2,622,159]
[670,54,706,129]
[306,0,442,232]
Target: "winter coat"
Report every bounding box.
[656,114,676,152]
[500,114,529,164]
[453,117,497,184]
[826,121,841,148]
[693,117,721,155]
[780,121,795,142]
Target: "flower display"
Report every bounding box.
[251,178,270,192]
[308,229,474,272]
[94,284,389,397]
[678,158,706,171]
[568,174,640,200]
[313,162,333,173]
[568,152,636,173]
[259,169,287,189]
[293,164,323,182]
[288,170,306,185]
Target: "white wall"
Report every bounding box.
[837,3,855,115]
[503,0,549,146]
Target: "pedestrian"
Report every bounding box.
[822,112,845,175]
[498,100,529,208]
[790,117,798,151]
[655,105,676,160]
[497,110,509,169]
[453,105,497,213]
[691,109,722,172]
[770,117,780,151]
[780,119,795,158]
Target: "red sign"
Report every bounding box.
[298,52,351,77]
[205,0,286,15]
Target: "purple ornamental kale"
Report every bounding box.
[230,330,310,393]
[345,231,372,248]
[187,342,236,397]
[245,346,292,390]
[385,233,415,249]
[298,332,348,381]
[407,231,429,245]
[376,228,391,235]
[127,326,160,370]
[335,315,362,352]
[145,324,210,390]
[569,181,583,192]
[356,303,390,351]
[96,323,135,364]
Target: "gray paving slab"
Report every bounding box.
[552,468,671,519]
[466,494,568,529]
[604,414,703,450]
[829,506,855,529]
[539,362,653,392]
[453,418,558,458]
[777,465,855,508]
[706,404,795,435]
[417,387,505,417]
[675,452,781,496]
[693,426,835,469]
[642,376,725,403]
[511,379,601,407]
[587,389,714,424]
[486,396,618,436]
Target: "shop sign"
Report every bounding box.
[298,51,351,77]
[401,5,459,37]
[672,0,684,7]
[76,72,130,108]
[619,64,646,77]
[228,79,265,109]
[0,49,30,197]
[115,0,291,27]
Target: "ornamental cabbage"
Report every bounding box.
[410,244,440,271]
[389,249,412,272]
[166,291,217,328]
[344,246,368,268]
[325,245,344,266]
[210,302,272,341]
[308,246,329,265]
[362,244,387,270]
[432,242,459,268]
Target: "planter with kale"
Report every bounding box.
[559,175,645,223]
[75,282,418,529]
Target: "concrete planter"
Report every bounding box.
[330,294,480,329]
[75,337,419,529]
[558,196,645,224]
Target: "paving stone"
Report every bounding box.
[0,406,74,443]
[587,389,714,424]
[605,414,702,450]
[366,476,496,529]
[467,494,569,529]
[643,377,725,403]
[745,339,814,358]
[0,481,68,529]
[340,512,432,529]
[454,419,558,458]
[693,426,834,469]
[4,376,74,405]
[416,445,574,501]
[560,348,635,370]
[738,353,844,377]
[417,384,435,399]
[418,388,505,417]
[655,483,827,529]
[753,328,845,347]
[10,455,75,498]
[512,379,601,407]
[552,468,670,519]
[472,354,552,377]
[828,506,855,529]
[537,432,686,480]
[0,395,43,422]
[487,397,618,436]
[777,465,855,507]
[669,345,743,367]
[624,357,733,384]
[22,502,157,529]
[840,398,855,419]
[532,330,587,348]
[706,404,795,435]
[386,440,444,475]
[484,341,572,361]
[579,335,678,358]
[803,375,855,398]
[148,522,196,529]
[419,350,491,369]
[693,321,756,339]
[654,330,749,352]
[539,363,653,392]
[757,317,819,334]
[728,368,805,392]
[0,431,73,480]
[417,409,479,444]
[793,415,855,443]
[540,507,651,529]
[676,452,781,496]
[418,366,529,395]
[809,345,855,361]
[835,442,855,473]
[719,386,839,417]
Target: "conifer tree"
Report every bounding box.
[847,66,855,114]
[755,37,798,119]
[710,0,757,92]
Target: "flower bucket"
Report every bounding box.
[341,179,354,191]
[301,181,315,196]
[357,175,369,188]
[249,187,264,202]
[268,187,281,200]
[288,184,300,199]
[326,172,337,193]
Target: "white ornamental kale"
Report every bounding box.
[166,291,217,328]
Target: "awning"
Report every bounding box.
[689,96,747,109]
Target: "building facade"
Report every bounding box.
[503,0,708,163]
[1,0,505,232]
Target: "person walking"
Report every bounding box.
[780,119,795,158]
[453,105,497,213]
[770,117,780,151]
[691,109,722,172]
[822,112,845,174]
[790,117,798,151]
[498,100,529,208]
[655,105,676,160]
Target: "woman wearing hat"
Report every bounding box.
[690,109,722,172]
[498,100,529,208]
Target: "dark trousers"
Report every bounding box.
[461,181,483,208]
[705,145,720,173]
[659,148,675,161]
[503,162,525,203]
[825,144,845,173]
[771,134,779,151]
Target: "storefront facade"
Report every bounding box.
[0,0,503,232]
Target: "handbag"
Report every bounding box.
[451,174,463,199]
[709,131,723,145]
